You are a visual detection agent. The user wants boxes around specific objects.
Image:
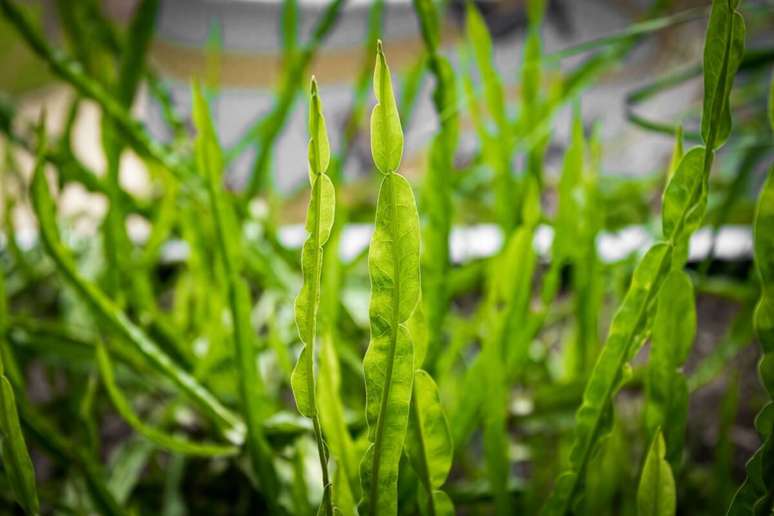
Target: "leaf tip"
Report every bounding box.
[310,75,318,96]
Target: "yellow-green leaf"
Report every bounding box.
[371,41,403,174]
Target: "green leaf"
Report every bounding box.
[290,78,336,516]
[292,78,335,417]
[431,490,454,516]
[661,147,706,242]
[701,0,745,150]
[412,0,459,372]
[0,376,38,515]
[465,1,507,132]
[542,243,670,515]
[371,41,403,174]
[729,167,774,514]
[360,326,414,516]
[406,371,454,514]
[645,270,696,467]
[411,0,440,53]
[308,78,331,178]
[30,125,243,443]
[96,341,238,457]
[367,172,422,330]
[637,431,676,516]
[116,0,159,107]
[360,45,420,516]
[465,1,512,229]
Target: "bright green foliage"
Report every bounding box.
[637,431,676,516]
[370,42,403,175]
[542,1,745,512]
[291,78,334,415]
[542,243,670,515]
[481,178,541,515]
[1,0,771,512]
[30,124,243,442]
[360,42,421,516]
[290,78,336,516]
[192,84,279,502]
[645,270,696,467]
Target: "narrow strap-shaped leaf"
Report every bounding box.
[0,246,38,515]
[465,2,507,134]
[406,370,454,516]
[96,341,238,457]
[542,3,745,512]
[192,84,279,504]
[360,42,420,516]
[637,431,676,516]
[728,164,774,514]
[541,243,670,515]
[290,77,335,516]
[116,0,159,107]
[644,270,696,468]
[29,128,243,444]
[0,377,38,515]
